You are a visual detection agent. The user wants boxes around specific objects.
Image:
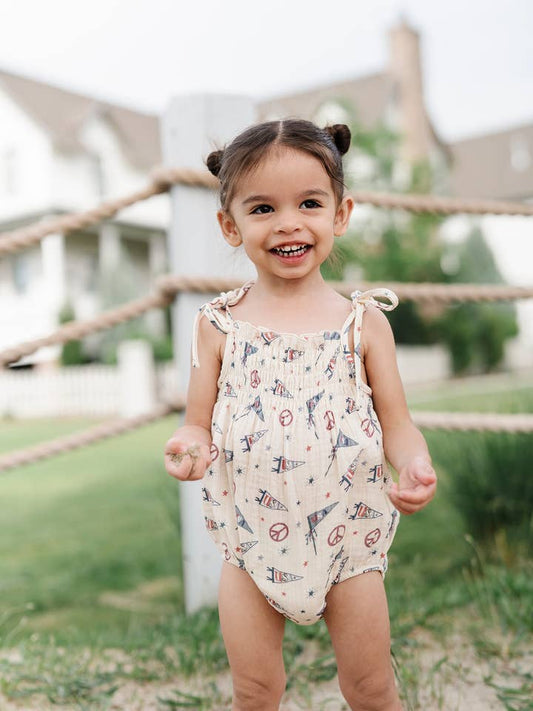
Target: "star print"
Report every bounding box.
[254,464,260,469]
[298,407,303,413]
[303,561,308,567]
[305,366,311,373]
[222,490,228,496]
[285,435,290,441]
[307,476,315,485]
[296,521,302,528]
[306,445,312,451]
[220,522,226,528]
[296,500,301,506]
[307,589,315,598]
[236,467,243,475]
[280,547,288,555]
[258,554,264,561]
[326,492,331,498]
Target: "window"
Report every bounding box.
[11,253,30,294]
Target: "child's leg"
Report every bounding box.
[219,562,286,711]
[323,571,402,711]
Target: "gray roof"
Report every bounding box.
[449,121,533,201]
[0,69,161,170]
[258,72,394,128]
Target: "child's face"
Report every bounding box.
[218,147,353,282]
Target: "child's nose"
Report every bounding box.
[274,209,303,234]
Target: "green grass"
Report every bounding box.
[0,373,531,707]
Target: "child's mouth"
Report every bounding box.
[270,244,311,260]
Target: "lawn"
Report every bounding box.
[1,373,532,709]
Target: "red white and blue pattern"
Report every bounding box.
[193,281,400,625]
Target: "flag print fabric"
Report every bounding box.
[193,281,400,625]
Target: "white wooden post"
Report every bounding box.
[117,340,157,417]
[161,94,256,614]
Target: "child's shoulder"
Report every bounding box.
[360,303,395,355]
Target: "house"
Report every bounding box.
[0,19,531,367]
[0,70,168,364]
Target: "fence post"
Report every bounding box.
[117,340,157,418]
[161,94,256,614]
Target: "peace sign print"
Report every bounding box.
[210,443,219,461]
[364,528,381,547]
[328,524,345,546]
[250,369,261,389]
[279,409,293,426]
[361,418,375,438]
[269,522,289,542]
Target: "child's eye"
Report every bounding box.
[251,204,273,215]
[301,199,321,209]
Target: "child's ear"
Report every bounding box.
[217,210,243,247]
[334,195,354,237]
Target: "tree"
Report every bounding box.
[322,106,518,372]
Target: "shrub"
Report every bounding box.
[430,431,533,560]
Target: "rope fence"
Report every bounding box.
[2,166,533,258]
[1,403,531,475]
[1,275,533,368]
[1,163,532,472]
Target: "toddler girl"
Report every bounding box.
[165,119,437,711]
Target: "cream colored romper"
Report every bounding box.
[192,281,400,625]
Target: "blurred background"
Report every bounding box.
[0,2,532,709]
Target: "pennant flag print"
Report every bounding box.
[306,390,325,438]
[349,501,383,520]
[255,489,288,511]
[282,347,304,363]
[239,540,259,554]
[241,341,258,366]
[224,382,237,397]
[271,379,294,398]
[235,395,265,422]
[235,505,254,533]
[223,449,234,463]
[272,456,305,473]
[339,452,363,491]
[261,331,280,345]
[240,429,268,452]
[324,430,358,477]
[267,566,303,583]
[202,487,221,506]
[204,516,219,531]
[305,501,339,554]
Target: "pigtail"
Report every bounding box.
[206,149,224,178]
[324,124,351,156]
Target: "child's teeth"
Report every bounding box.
[274,244,308,255]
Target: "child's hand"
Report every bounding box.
[387,456,437,515]
[165,437,211,481]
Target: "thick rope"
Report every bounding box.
[0,399,185,474]
[0,405,530,474]
[2,276,533,368]
[2,166,533,258]
[412,411,533,433]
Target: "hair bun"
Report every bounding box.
[206,149,224,177]
[324,124,351,155]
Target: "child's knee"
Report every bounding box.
[233,671,286,711]
[339,666,400,710]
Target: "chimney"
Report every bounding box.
[388,19,433,162]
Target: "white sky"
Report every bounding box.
[0,0,531,142]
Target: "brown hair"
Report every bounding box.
[206,119,351,210]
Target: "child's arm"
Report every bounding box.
[362,307,437,514]
[164,315,223,481]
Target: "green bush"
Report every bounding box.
[430,431,533,559]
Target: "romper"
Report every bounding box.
[192,281,400,625]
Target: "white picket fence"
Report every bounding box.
[0,344,452,419]
[0,359,179,418]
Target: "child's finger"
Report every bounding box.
[188,446,211,480]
